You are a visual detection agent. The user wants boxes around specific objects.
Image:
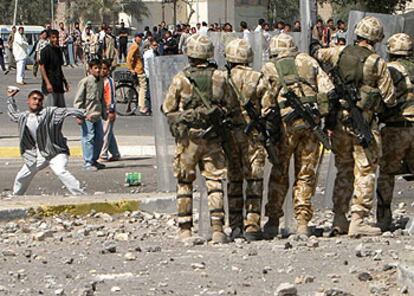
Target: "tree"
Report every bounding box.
[182,0,196,24]
[318,0,408,21]
[67,0,148,25]
[267,0,300,25]
[0,0,54,25]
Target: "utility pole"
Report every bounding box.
[51,0,54,26]
[173,0,177,25]
[225,0,228,23]
[13,0,18,25]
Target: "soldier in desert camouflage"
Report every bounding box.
[377,33,414,232]
[262,33,335,238]
[224,38,279,241]
[313,16,395,237]
[162,34,229,244]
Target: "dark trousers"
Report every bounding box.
[0,53,5,71]
[60,46,70,65]
[118,43,127,61]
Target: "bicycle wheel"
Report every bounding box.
[115,83,138,116]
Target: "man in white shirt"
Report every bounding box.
[199,22,209,36]
[254,18,265,32]
[240,21,250,41]
[13,27,29,85]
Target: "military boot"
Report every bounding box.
[348,211,381,237]
[296,217,310,237]
[211,221,228,244]
[244,226,263,241]
[330,212,350,236]
[263,217,279,240]
[376,205,392,232]
[176,222,192,241]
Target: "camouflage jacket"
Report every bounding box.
[261,51,335,119]
[225,65,276,127]
[315,44,396,120]
[382,60,414,123]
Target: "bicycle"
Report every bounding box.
[113,70,140,116]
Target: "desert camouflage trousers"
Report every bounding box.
[227,128,266,231]
[331,123,381,214]
[173,137,226,227]
[266,122,320,222]
[377,126,414,207]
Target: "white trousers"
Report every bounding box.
[13,153,85,196]
[16,59,25,83]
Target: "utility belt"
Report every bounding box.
[385,121,414,128]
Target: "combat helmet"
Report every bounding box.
[225,38,253,64]
[269,33,297,56]
[387,33,413,56]
[354,16,384,43]
[184,34,214,60]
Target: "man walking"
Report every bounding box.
[6,26,17,73]
[72,22,83,65]
[13,27,29,85]
[6,88,85,196]
[127,33,149,115]
[58,22,70,66]
[0,36,6,73]
[31,30,49,78]
[39,30,69,107]
[118,22,129,63]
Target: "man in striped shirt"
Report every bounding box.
[7,88,86,195]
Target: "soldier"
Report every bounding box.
[377,33,414,232]
[162,34,228,244]
[313,16,395,237]
[224,38,279,241]
[262,33,335,238]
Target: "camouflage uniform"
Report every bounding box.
[377,33,414,231]
[314,16,395,236]
[262,33,335,236]
[162,35,228,242]
[224,39,276,238]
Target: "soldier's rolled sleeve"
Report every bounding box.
[315,63,335,94]
[162,75,182,114]
[376,59,396,107]
[315,46,343,65]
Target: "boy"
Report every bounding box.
[73,59,105,171]
[99,59,120,161]
[7,88,85,195]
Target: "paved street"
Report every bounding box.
[0,67,158,195]
[0,66,154,138]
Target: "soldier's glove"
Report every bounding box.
[264,108,282,144]
[327,90,340,113]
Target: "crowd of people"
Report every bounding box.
[6,14,412,246]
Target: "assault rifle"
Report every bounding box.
[282,89,332,150]
[186,75,233,160]
[330,67,374,149]
[226,64,280,166]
